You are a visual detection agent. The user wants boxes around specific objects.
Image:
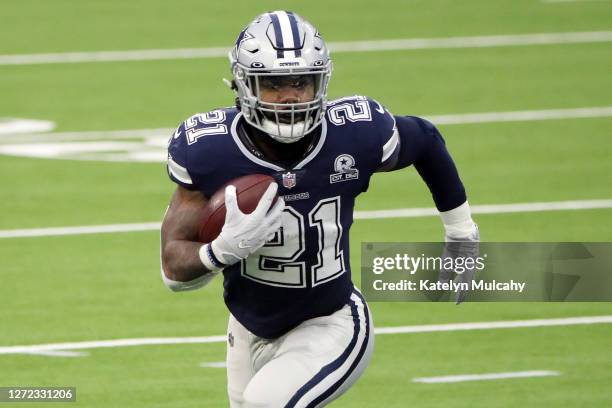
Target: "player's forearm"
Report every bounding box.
[161,240,215,283]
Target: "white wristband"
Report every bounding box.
[440,201,479,241]
[198,243,225,272]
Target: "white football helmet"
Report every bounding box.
[229,11,332,143]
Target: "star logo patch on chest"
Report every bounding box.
[330,154,359,183]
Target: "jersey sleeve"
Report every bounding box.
[391,115,467,211]
[166,121,196,190]
[365,98,401,172]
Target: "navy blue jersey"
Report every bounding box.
[167,96,399,338]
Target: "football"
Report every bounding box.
[198,174,278,243]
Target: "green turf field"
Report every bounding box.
[1,0,612,407]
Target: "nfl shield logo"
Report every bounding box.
[282,172,297,189]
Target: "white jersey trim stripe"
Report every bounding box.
[229,113,284,171]
[294,119,328,169]
[381,127,400,163]
[167,156,193,184]
[229,111,328,172]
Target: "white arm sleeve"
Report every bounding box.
[439,201,479,241]
[160,266,220,292]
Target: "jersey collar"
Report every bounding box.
[230,112,327,171]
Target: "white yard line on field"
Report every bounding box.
[1,106,611,147]
[371,316,612,334]
[0,222,162,239]
[200,362,227,368]
[1,31,612,65]
[354,199,612,220]
[0,128,172,144]
[0,336,228,355]
[425,106,612,125]
[0,106,610,163]
[0,199,611,239]
[23,350,90,358]
[412,370,560,383]
[1,316,610,356]
[543,0,609,3]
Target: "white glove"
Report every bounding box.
[438,224,480,304]
[200,182,284,270]
[436,201,480,304]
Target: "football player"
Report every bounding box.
[161,11,478,408]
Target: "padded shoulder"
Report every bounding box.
[166,107,239,190]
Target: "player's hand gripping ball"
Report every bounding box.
[198,174,280,243]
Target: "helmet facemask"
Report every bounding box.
[233,64,332,143]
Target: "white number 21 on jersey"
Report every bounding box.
[241,197,346,288]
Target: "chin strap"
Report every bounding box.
[222,77,237,91]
